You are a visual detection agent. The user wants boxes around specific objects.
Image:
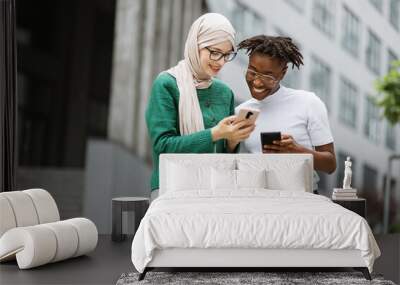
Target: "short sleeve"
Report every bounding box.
[307,94,334,147]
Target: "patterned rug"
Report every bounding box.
[116,271,396,285]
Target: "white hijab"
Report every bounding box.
[167,13,235,135]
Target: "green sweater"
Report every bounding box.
[145,72,236,191]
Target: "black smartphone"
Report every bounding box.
[260,132,281,146]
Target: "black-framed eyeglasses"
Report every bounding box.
[245,68,279,85]
[205,47,237,62]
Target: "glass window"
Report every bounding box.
[309,55,332,109]
[364,96,382,144]
[285,0,306,13]
[232,2,264,64]
[337,151,356,188]
[312,0,336,38]
[362,163,378,194]
[387,49,398,72]
[385,122,397,151]
[382,175,397,197]
[369,0,383,12]
[341,6,360,58]
[390,0,400,31]
[282,67,302,89]
[338,76,358,128]
[366,30,382,75]
[274,28,303,89]
[232,2,264,42]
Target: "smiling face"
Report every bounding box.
[199,40,233,77]
[246,52,287,101]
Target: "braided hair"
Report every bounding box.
[238,35,304,70]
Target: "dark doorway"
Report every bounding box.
[16,0,116,167]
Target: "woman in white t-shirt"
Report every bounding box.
[236,35,336,191]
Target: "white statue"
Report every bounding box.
[343,157,352,189]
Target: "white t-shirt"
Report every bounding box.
[235,85,334,190]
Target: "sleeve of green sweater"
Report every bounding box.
[145,76,215,154]
[225,91,240,153]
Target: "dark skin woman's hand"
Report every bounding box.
[263,133,337,174]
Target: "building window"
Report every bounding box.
[341,6,360,58]
[338,76,358,128]
[390,0,400,31]
[285,0,306,13]
[366,30,382,75]
[232,2,264,42]
[282,67,302,89]
[337,151,356,188]
[309,55,332,109]
[312,0,336,38]
[364,96,382,144]
[362,164,378,194]
[385,122,397,151]
[387,49,398,72]
[274,28,302,89]
[369,0,383,12]
[382,175,397,198]
[231,1,264,64]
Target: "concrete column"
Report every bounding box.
[192,0,203,21]
[108,0,142,150]
[182,0,194,53]
[169,0,183,66]
[137,0,157,159]
[156,0,173,72]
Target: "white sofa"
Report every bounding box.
[0,189,98,269]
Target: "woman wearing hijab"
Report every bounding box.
[146,13,255,201]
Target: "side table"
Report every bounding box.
[112,197,149,242]
[332,198,366,218]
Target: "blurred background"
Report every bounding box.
[11,0,400,235]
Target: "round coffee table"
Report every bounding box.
[111,197,149,242]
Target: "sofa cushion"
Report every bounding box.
[0,191,39,227]
[0,189,60,237]
[0,196,17,237]
[23,189,60,224]
[0,218,97,269]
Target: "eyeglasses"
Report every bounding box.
[205,47,237,62]
[245,68,279,86]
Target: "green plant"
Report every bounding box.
[375,60,400,125]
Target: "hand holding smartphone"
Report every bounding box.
[260,132,281,150]
[234,108,260,125]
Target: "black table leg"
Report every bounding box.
[112,201,125,242]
